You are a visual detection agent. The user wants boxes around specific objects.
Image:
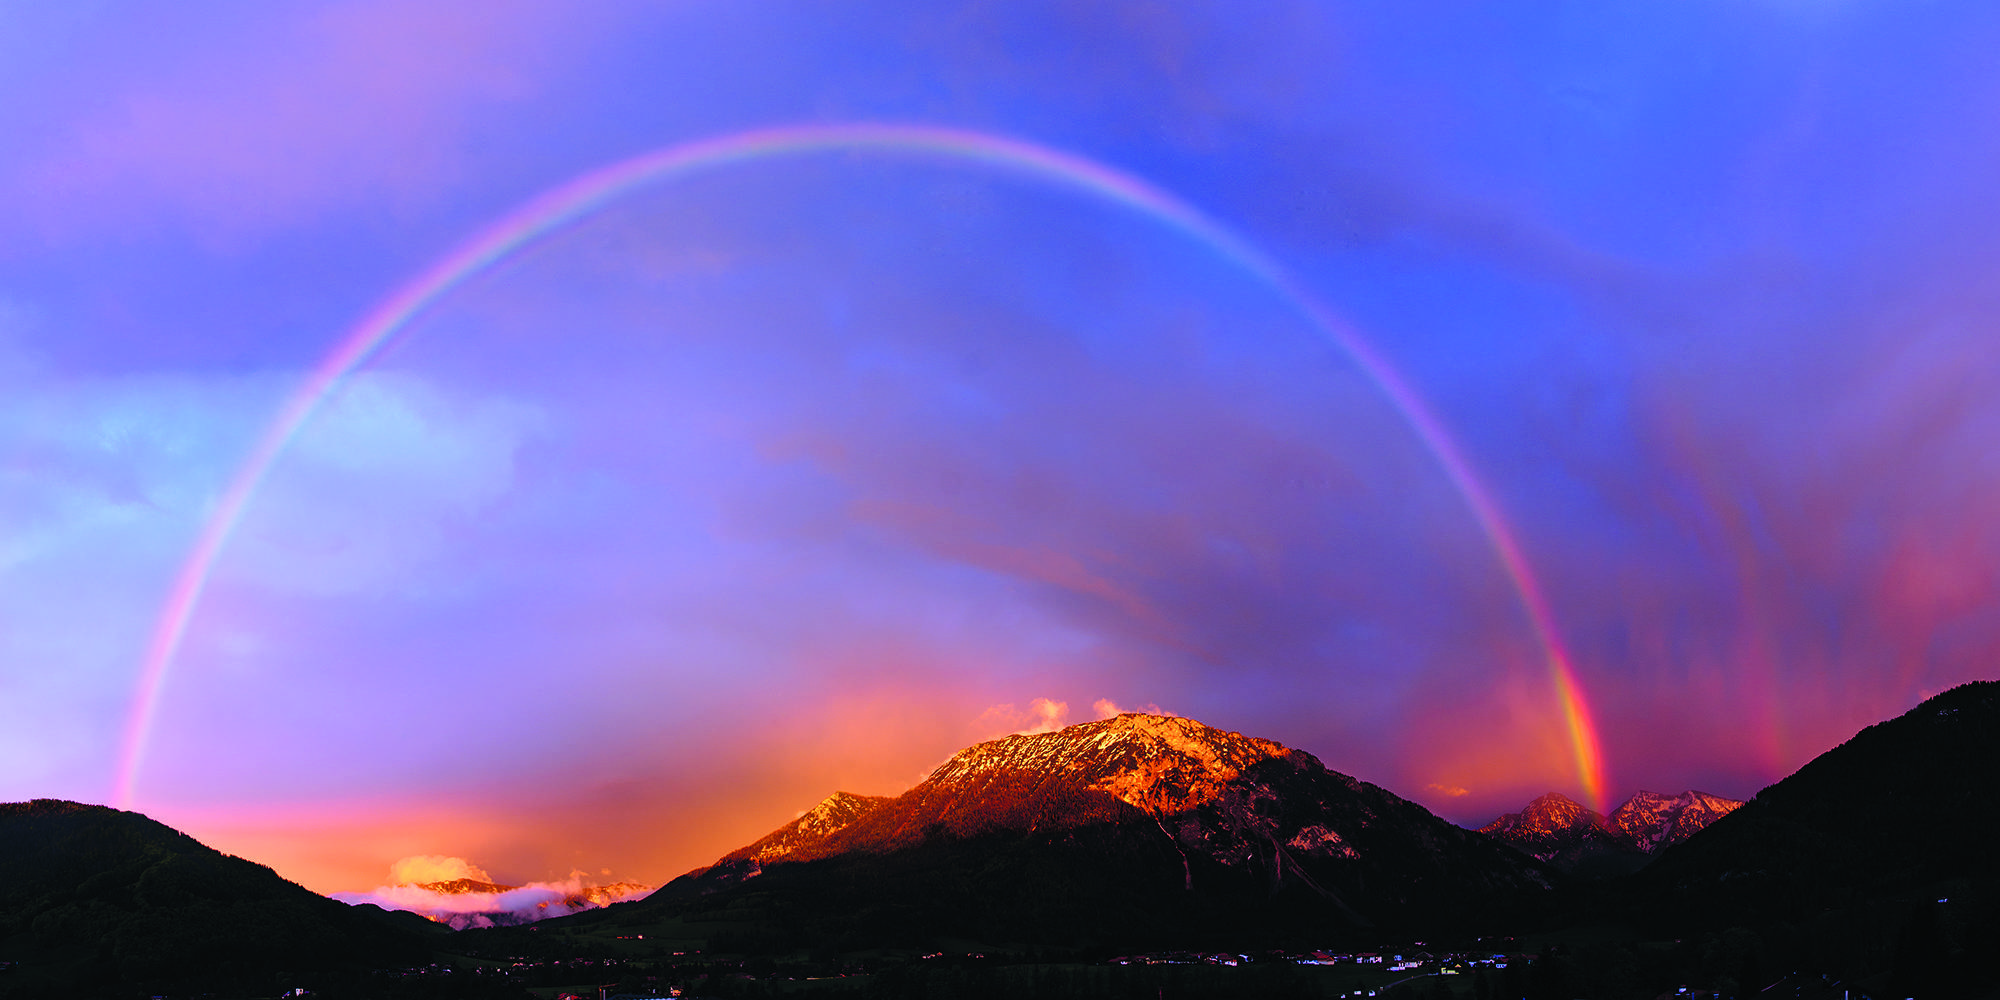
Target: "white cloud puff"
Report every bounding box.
[220,369,546,597]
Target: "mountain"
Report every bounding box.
[417,877,518,895]
[1479,789,1743,877]
[0,799,437,997]
[1609,789,1742,852]
[728,790,893,864]
[636,791,894,907]
[1626,681,2000,997]
[1639,680,2000,905]
[1480,792,1652,877]
[569,714,1555,953]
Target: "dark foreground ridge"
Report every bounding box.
[0,799,440,998]
[1607,679,2000,997]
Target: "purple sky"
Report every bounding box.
[6,1,2000,893]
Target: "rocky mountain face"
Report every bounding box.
[599,714,1555,953]
[1479,789,1743,877]
[414,877,516,895]
[918,713,1291,817]
[1609,789,1743,852]
[1480,792,1648,877]
[725,790,893,864]
[682,790,895,893]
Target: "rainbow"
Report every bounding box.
[113,122,1607,812]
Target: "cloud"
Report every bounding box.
[387,854,491,884]
[217,369,546,597]
[1424,783,1470,798]
[976,697,1071,737]
[332,855,652,930]
[977,697,1179,739]
[1025,697,1069,732]
[0,357,298,799]
[0,350,547,801]
[1092,698,1174,719]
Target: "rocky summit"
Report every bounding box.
[1608,789,1743,852]
[605,714,1553,952]
[1480,789,1743,877]
[921,713,1291,815]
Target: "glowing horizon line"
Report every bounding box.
[114,122,1606,812]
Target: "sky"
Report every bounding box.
[6,0,2000,895]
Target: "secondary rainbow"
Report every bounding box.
[113,122,1608,811]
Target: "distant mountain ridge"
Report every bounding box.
[589,714,1554,952]
[415,877,515,895]
[1610,789,1743,852]
[412,876,655,909]
[1480,791,1642,877]
[1478,789,1743,876]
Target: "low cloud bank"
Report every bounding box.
[332,855,653,929]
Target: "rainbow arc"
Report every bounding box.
[114,123,1607,812]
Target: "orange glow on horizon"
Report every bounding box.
[1404,656,1613,820]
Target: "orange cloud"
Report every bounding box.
[977,697,1071,737]
[388,854,491,884]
